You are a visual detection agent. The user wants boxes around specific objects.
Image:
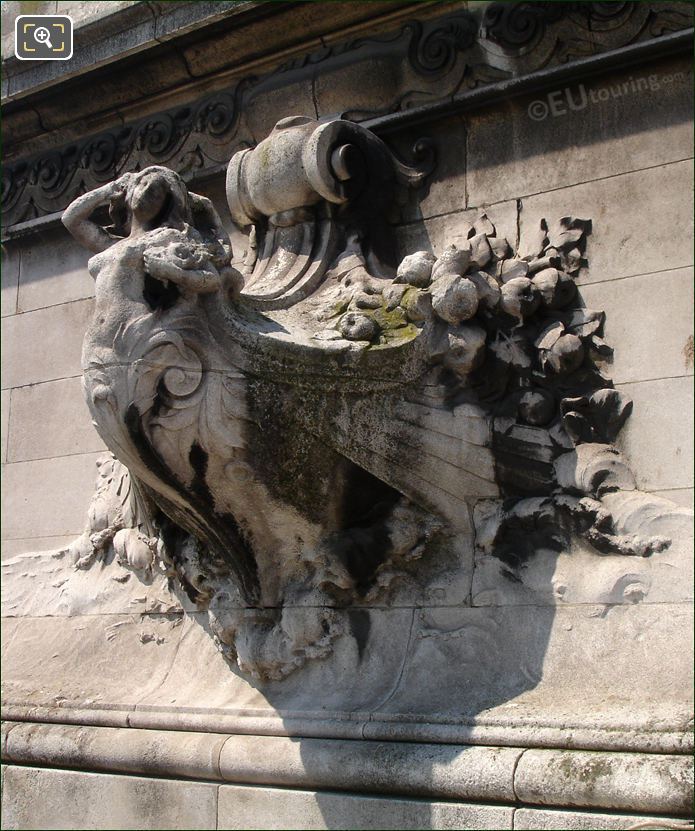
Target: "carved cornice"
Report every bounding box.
[2,1,693,229]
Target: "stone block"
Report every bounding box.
[181,3,403,79]
[1,451,102,539]
[388,116,468,223]
[1,241,19,318]
[518,161,693,286]
[17,227,93,312]
[0,765,218,830]
[37,51,192,133]
[1,546,185,618]
[217,784,514,830]
[132,607,416,718]
[241,80,319,146]
[1,614,186,711]
[0,298,93,390]
[58,1,141,30]
[652,488,694,510]
[314,53,409,126]
[514,748,693,814]
[0,106,44,148]
[1,389,9,463]
[218,735,522,803]
[7,376,105,463]
[472,507,694,608]
[579,267,693,384]
[467,56,693,206]
[373,603,693,735]
[513,807,690,829]
[616,376,693,491]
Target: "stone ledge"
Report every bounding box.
[1,722,692,816]
[2,703,692,757]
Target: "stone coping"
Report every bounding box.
[1,2,416,103]
[2,703,691,757]
[2,722,692,817]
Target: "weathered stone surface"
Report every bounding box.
[180,3,407,80]
[396,202,518,263]
[652,488,694,510]
[513,807,692,830]
[373,603,693,730]
[518,161,693,286]
[514,749,693,814]
[0,389,9,463]
[0,765,218,830]
[1,535,77,561]
[1,452,104,539]
[1,242,19,318]
[467,57,693,206]
[579,267,694,384]
[1,613,187,712]
[499,277,540,319]
[5,719,692,818]
[396,251,435,288]
[218,736,522,803]
[29,117,685,686]
[431,273,479,324]
[1,9,694,828]
[473,488,693,607]
[616,377,693,491]
[17,228,93,312]
[6,376,105,463]
[366,116,469,224]
[0,299,93,389]
[217,784,514,830]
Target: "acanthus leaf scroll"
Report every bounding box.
[60,116,681,681]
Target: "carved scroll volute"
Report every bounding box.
[225,115,397,225]
[225,116,412,308]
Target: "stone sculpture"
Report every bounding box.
[59,116,678,680]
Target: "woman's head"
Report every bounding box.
[110,166,192,235]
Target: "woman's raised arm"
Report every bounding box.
[62,177,129,254]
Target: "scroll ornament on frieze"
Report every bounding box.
[59,115,680,680]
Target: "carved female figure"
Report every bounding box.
[61,167,265,597]
[62,166,236,353]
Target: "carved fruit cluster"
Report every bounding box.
[384,213,666,563]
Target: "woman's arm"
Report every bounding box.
[143,247,221,294]
[190,192,232,264]
[62,176,129,254]
[190,193,228,243]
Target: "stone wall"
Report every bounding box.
[3,55,692,560]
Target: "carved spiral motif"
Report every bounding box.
[35,152,66,193]
[585,2,630,22]
[483,1,634,49]
[1,166,16,205]
[198,96,237,137]
[81,134,119,176]
[161,364,204,398]
[408,16,478,76]
[137,114,179,157]
[483,2,561,49]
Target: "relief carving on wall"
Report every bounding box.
[3,1,691,227]
[59,116,681,680]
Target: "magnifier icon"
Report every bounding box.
[34,26,53,49]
